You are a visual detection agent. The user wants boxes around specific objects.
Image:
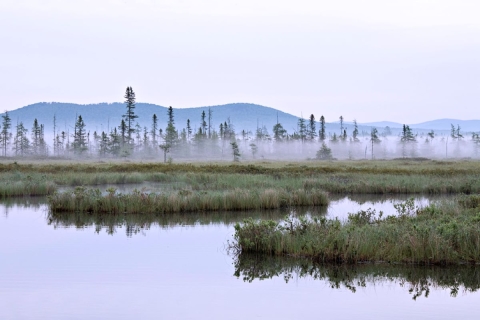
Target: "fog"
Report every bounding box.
[8,128,478,162]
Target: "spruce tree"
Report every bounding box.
[450,124,463,140]
[450,124,456,140]
[119,119,127,146]
[31,119,41,155]
[208,108,213,139]
[53,114,57,156]
[135,122,142,149]
[316,142,333,160]
[319,115,326,141]
[370,128,381,159]
[108,128,121,156]
[1,111,11,157]
[308,114,317,141]
[186,119,192,140]
[352,119,359,142]
[200,111,207,138]
[273,123,287,141]
[73,115,87,155]
[401,125,416,142]
[231,141,241,162]
[219,123,224,139]
[151,114,158,145]
[456,125,463,139]
[165,106,177,146]
[14,122,29,156]
[249,143,258,159]
[297,117,306,142]
[143,126,149,149]
[400,124,417,158]
[99,131,109,156]
[123,86,137,144]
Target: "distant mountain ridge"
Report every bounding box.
[363,119,480,132]
[4,102,479,136]
[5,102,300,136]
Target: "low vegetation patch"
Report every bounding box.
[48,187,329,214]
[2,160,480,198]
[230,196,480,265]
[0,173,56,198]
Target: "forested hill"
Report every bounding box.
[6,102,304,135]
[4,102,477,136]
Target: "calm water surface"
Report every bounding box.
[0,196,478,320]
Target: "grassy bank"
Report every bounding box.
[231,196,480,265]
[2,160,480,198]
[0,174,56,198]
[48,187,329,214]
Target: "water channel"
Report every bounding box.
[1,195,478,319]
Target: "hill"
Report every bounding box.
[362,119,480,133]
[5,102,299,136]
[3,102,479,138]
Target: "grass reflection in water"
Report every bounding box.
[233,253,480,300]
[46,206,327,236]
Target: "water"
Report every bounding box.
[1,196,479,320]
[327,194,451,220]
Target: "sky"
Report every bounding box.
[1,0,479,123]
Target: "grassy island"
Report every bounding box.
[231,196,480,265]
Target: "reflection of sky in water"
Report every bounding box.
[326,195,451,220]
[0,197,478,319]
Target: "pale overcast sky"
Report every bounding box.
[1,0,479,123]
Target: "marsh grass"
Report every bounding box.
[0,173,56,198]
[48,187,329,214]
[231,196,480,265]
[3,160,480,198]
[3,159,480,176]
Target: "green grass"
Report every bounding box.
[0,173,56,198]
[48,187,329,214]
[2,159,480,198]
[231,196,480,265]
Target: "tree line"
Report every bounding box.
[0,87,476,161]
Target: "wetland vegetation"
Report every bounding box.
[231,196,480,265]
[3,159,480,266]
[48,187,329,214]
[2,159,480,198]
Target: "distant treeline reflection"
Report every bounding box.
[46,207,327,236]
[233,253,480,300]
